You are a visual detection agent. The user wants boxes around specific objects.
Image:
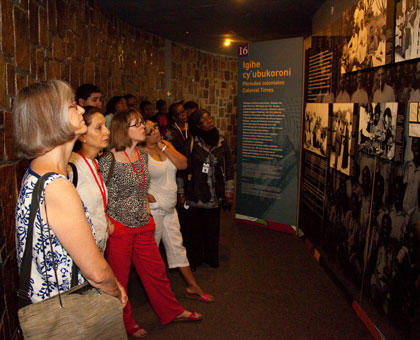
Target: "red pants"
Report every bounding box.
[105,217,184,333]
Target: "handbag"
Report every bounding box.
[17,173,127,340]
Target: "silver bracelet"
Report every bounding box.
[161,145,168,152]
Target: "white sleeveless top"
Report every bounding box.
[148,155,177,212]
[70,152,108,253]
[16,169,94,302]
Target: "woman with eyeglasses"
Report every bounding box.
[143,120,214,303]
[14,80,127,307]
[178,109,234,271]
[98,108,202,338]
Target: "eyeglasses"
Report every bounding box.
[129,120,145,128]
[145,124,159,136]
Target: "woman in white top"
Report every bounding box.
[69,106,112,254]
[143,120,214,303]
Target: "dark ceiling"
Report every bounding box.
[97,0,325,56]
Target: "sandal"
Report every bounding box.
[185,291,215,303]
[127,324,148,338]
[174,311,203,322]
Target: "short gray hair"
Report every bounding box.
[13,80,75,159]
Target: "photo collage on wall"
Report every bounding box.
[300,1,420,340]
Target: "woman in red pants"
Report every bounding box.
[99,108,202,338]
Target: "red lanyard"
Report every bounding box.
[78,152,107,211]
[124,149,145,195]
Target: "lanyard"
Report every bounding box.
[78,152,107,211]
[124,148,145,195]
[174,122,188,140]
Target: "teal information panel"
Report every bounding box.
[236,37,303,228]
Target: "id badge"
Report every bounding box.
[202,162,210,173]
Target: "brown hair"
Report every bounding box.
[73,106,103,152]
[110,108,143,151]
[13,80,75,159]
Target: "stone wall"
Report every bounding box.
[171,43,238,148]
[0,1,237,339]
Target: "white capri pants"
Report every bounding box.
[150,202,189,268]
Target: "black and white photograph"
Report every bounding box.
[364,158,418,329]
[395,0,420,62]
[330,103,354,175]
[372,67,396,102]
[350,71,370,103]
[303,103,329,157]
[358,102,398,160]
[409,102,420,137]
[322,153,376,288]
[340,0,387,73]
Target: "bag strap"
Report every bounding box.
[104,152,116,186]
[186,138,194,182]
[68,162,78,187]
[67,163,79,287]
[189,137,194,153]
[17,172,56,308]
[221,139,229,179]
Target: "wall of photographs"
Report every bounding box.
[300,1,420,339]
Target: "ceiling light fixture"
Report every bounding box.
[224,39,231,46]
